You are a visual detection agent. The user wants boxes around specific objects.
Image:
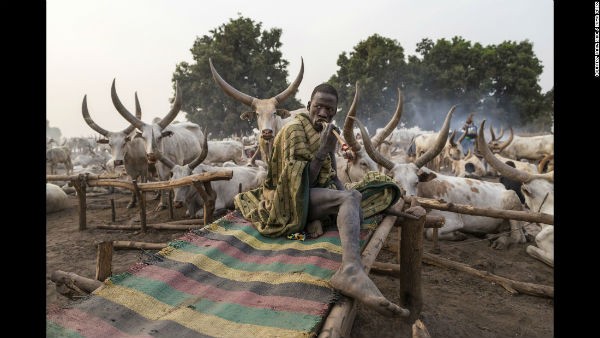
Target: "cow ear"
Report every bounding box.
[161,131,174,138]
[97,139,109,144]
[275,109,290,118]
[416,167,436,182]
[240,111,257,121]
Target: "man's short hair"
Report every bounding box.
[311,83,338,101]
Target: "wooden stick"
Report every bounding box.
[371,254,554,298]
[95,241,113,282]
[96,223,205,230]
[112,241,167,250]
[72,174,87,231]
[399,205,425,325]
[51,270,102,294]
[110,199,116,222]
[132,180,146,232]
[413,197,553,225]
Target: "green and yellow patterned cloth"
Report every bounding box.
[235,113,402,237]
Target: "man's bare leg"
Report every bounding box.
[309,188,409,317]
[306,219,324,238]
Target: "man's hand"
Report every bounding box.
[317,123,339,159]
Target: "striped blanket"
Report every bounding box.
[47,210,379,338]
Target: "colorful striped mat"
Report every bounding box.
[47,210,380,338]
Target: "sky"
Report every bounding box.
[47,0,553,138]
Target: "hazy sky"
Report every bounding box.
[47,0,553,138]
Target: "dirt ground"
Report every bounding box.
[46,180,553,337]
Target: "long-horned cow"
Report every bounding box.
[336,84,402,184]
[153,133,267,218]
[354,108,526,249]
[82,92,148,208]
[487,127,554,161]
[209,57,304,162]
[46,140,73,175]
[477,121,554,267]
[111,79,205,210]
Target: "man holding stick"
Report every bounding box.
[234,83,408,317]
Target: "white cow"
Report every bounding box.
[111,79,205,209]
[209,57,304,162]
[47,183,70,213]
[46,146,73,175]
[488,128,554,161]
[355,108,526,249]
[478,121,554,267]
[153,134,267,218]
[82,92,148,208]
[205,140,245,164]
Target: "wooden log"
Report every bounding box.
[51,270,102,294]
[95,241,113,282]
[422,253,554,298]
[46,173,123,182]
[164,218,205,225]
[113,241,167,250]
[96,223,205,231]
[72,175,87,231]
[373,254,554,298]
[136,171,233,191]
[431,228,440,254]
[413,197,553,225]
[319,215,408,338]
[399,204,425,326]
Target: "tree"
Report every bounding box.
[328,34,406,130]
[172,15,301,137]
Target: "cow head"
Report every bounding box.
[82,92,141,167]
[209,57,303,141]
[487,126,514,154]
[111,79,182,164]
[354,104,455,196]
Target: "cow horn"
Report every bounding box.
[495,126,514,153]
[537,153,554,173]
[449,130,457,147]
[489,124,497,141]
[370,88,403,149]
[464,148,473,160]
[342,82,361,152]
[157,81,182,129]
[121,92,142,135]
[111,79,145,130]
[151,130,176,169]
[188,129,209,170]
[414,105,456,168]
[274,57,304,104]
[496,127,505,140]
[477,120,536,183]
[457,129,467,144]
[351,116,394,171]
[81,95,109,136]
[209,58,256,107]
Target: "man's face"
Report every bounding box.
[308,92,337,132]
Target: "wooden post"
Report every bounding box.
[399,201,425,326]
[203,181,217,224]
[95,241,113,282]
[168,189,174,220]
[110,199,116,222]
[72,174,87,230]
[132,180,147,232]
[51,270,102,294]
[431,228,440,254]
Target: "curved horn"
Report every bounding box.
[489,123,497,141]
[370,88,403,148]
[449,130,457,147]
[457,129,467,144]
[121,92,142,135]
[157,81,182,129]
[274,57,304,103]
[111,79,144,129]
[342,82,361,152]
[351,116,394,171]
[477,120,535,183]
[81,95,109,136]
[537,153,554,173]
[495,126,514,153]
[188,129,209,170]
[414,105,456,168]
[209,58,256,107]
[496,127,505,140]
[151,130,176,169]
[464,148,473,160]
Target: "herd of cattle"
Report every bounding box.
[46,58,554,269]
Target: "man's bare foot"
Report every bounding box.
[330,263,409,317]
[307,219,324,238]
